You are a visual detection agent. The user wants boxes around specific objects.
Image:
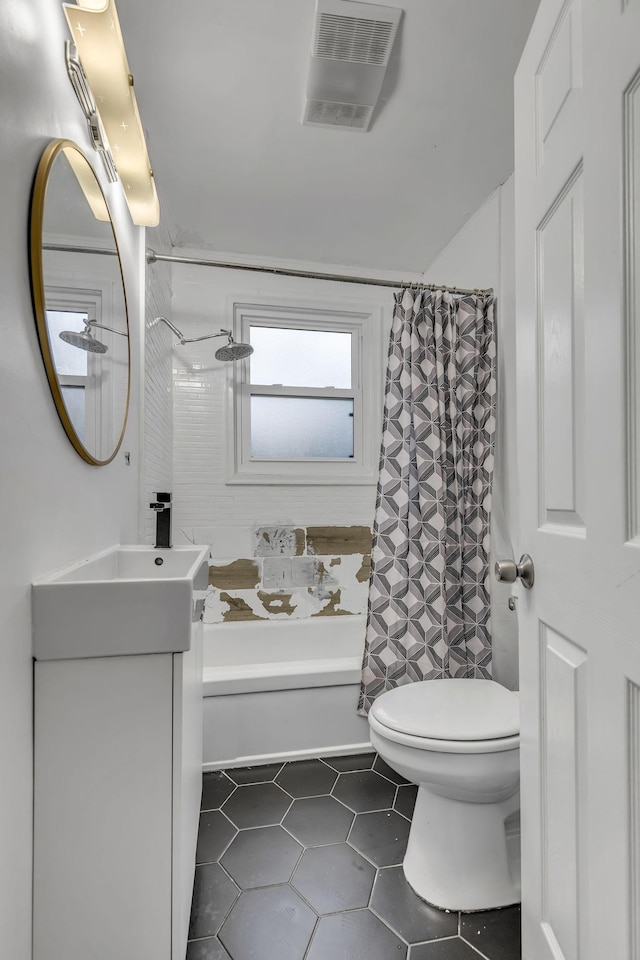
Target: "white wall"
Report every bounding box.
[425,175,519,690]
[0,3,144,955]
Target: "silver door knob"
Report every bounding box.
[494,554,535,589]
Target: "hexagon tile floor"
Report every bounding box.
[187,753,521,960]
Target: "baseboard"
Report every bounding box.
[202,740,373,772]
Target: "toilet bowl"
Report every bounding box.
[368,678,520,912]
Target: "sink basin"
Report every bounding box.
[32,545,210,660]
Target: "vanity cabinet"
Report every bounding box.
[33,621,203,960]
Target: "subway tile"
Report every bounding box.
[262,557,293,589]
[307,526,372,556]
[291,557,338,588]
[255,526,305,557]
[208,559,261,589]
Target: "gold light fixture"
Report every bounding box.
[63,0,160,227]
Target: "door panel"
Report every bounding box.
[537,170,585,530]
[625,71,640,542]
[539,626,586,960]
[629,680,640,958]
[516,0,640,957]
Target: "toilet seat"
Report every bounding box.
[370,679,520,754]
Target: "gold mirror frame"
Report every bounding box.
[29,138,131,466]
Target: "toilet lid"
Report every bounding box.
[370,679,519,741]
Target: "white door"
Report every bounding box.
[515,0,640,958]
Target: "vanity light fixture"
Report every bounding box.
[62,0,160,227]
[65,41,118,184]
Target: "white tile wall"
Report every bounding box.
[142,224,174,544]
[171,265,392,540]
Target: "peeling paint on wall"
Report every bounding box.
[203,524,373,623]
[356,556,371,583]
[258,591,297,616]
[209,559,261,589]
[219,592,266,623]
[309,589,351,617]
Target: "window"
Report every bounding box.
[45,289,103,448]
[227,300,382,484]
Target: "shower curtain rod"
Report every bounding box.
[145,249,493,297]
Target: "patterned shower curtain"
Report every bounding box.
[358,288,496,715]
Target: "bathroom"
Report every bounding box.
[1,1,638,959]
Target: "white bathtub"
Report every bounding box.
[202,615,371,770]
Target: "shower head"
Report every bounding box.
[59,327,108,354]
[58,320,128,354]
[214,336,254,362]
[154,318,253,361]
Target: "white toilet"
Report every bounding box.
[368,678,520,912]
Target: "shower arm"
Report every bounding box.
[86,320,128,338]
[155,315,232,346]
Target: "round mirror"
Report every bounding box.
[30,139,130,465]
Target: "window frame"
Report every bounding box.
[226,298,382,485]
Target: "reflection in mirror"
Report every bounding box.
[30,139,130,465]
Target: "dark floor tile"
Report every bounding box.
[371,866,458,944]
[186,937,230,960]
[394,783,418,821]
[374,755,409,785]
[276,758,338,798]
[409,938,482,960]
[188,863,239,939]
[219,885,316,960]
[306,908,406,960]
[349,810,411,867]
[220,825,303,889]
[201,772,235,811]
[225,762,283,785]
[283,795,354,846]
[332,769,397,813]
[323,753,376,773]
[291,842,375,914]
[221,781,292,828]
[196,811,237,864]
[460,905,521,960]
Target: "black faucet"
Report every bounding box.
[149,492,172,548]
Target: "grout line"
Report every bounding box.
[368,900,412,947]
[458,934,497,960]
[301,914,321,960]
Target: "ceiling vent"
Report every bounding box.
[303,0,402,132]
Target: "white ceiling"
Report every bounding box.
[118,0,540,273]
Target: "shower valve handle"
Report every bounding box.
[494,554,535,589]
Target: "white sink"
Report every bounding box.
[32,545,210,660]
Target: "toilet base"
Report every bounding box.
[403,785,521,912]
